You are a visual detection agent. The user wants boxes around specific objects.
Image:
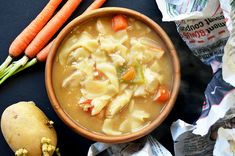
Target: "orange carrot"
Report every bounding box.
[122,66,136,81]
[112,14,128,32]
[16,0,106,68]
[154,86,170,103]
[35,0,108,63]
[36,41,53,62]
[85,0,107,13]
[9,0,62,58]
[25,0,82,58]
[1,0,109,85]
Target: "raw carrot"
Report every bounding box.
[0,0,62,73]
[9,40,53,77]
[9,0,62,58]
[36,41,53,62]
[10,40,53,76]
[112,14,128,32]
[122,66,136,81]
[34,0,108,62]
[0,0,107,85]
[154,86,170,103]
[25,0,82,58]
[84,0,107,13]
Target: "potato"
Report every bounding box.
[1,101,57,156]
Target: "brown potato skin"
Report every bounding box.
[1,101,57,156]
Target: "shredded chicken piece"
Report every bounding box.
[62,71,85,88]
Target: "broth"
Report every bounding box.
[52,16,173,135]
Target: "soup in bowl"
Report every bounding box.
[46,7,180,143]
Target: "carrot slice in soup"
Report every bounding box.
[121,66,136,81]
[154,86,170,103]
[112,14,128,32]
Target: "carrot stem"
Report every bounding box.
[0,56,13,74]
[0,63,14,79]
[0,57,36,78]
[13,58,37,76]
[0,56,28,85]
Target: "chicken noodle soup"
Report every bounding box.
[52,15,173,135]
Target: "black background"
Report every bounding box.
[0,0,212,155]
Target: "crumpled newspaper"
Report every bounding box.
[171,69,235,155]
[88,1,235,155]
[88,136,172,156]
[155,0,220,21]
[157,0,230,73]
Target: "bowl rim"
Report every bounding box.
[45,7,180,143]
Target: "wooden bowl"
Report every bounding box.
[45,7,180,143]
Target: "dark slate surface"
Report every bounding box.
[0,0,212,155]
